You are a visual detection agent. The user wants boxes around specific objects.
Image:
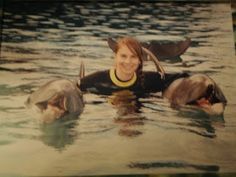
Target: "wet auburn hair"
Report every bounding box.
[114,36,144,87]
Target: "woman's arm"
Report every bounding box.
[142,71,189,92]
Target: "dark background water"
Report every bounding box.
[232,1,236,50]
[0,1,236,177]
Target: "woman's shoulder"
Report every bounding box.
[143,71,189,79]
[141,71,189,90]
[82,70,109,80]
[79,70,110,92]
[142,71,162,80]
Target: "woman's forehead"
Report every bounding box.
[117,45,137,55]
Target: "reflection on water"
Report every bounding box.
[39,119,78,151]
[109,90,145,137]
[0,1,236,176]
[176,106,225,138]
[129,160,219,172]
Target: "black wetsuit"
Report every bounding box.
[80,69,189,95]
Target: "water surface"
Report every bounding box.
[0,2,236,176]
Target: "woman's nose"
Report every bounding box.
[124,57,132,64]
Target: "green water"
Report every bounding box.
[0,2,236,176]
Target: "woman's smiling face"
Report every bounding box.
[115,45,141,81]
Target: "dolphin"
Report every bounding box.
[107,37,191,62]
[163,74,227,115]
[25,62,85,123]
[142,38,191,61]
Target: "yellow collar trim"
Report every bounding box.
[109,69,137,88]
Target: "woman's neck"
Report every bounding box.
[115,69,134,81]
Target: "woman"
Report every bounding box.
[79,36,188,96]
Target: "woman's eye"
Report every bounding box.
[120,54,127,58]
[131,55,138,60]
